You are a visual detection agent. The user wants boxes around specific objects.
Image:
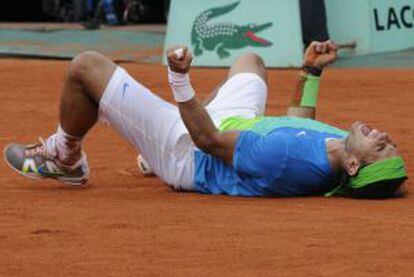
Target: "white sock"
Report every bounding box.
[46,125,83,166]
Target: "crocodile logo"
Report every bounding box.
[191,1,273,59]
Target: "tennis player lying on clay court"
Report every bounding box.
[4,40,408,198]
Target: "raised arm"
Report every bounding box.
[166,46,239,164]
[287,40,338,119]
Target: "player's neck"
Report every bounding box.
[326,139,347,172]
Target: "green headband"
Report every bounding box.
[325,156,407,197]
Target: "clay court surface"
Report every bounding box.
[0,58,413,277]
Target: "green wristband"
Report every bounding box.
[300,74,320,107]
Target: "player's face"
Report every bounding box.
[345,121,399,165]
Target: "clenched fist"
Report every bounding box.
[304,41,338,69]
[166,46,193,74]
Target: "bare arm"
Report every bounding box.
[287,71,317,119]
[287,41,338,119]
[178,98,239,164]
[166,46,238,164]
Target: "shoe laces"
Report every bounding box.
[24,137,49,158]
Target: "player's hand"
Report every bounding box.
[303,40,338,69]
[166,46,193,74]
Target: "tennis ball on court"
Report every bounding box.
[137,155,155,176]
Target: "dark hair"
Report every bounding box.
[336,173,407,199]
[349,177,407,199]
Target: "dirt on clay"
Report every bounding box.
[0,58,413,277]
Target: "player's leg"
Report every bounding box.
[60,51,116,138]
[228,52,267,82]
[4,51,117,185]
[204,53,269,127]
[4,51,195,190]
[56,51,117,165]
[98,63,195,190]
[203,53,267,106]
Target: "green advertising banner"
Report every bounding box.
[326,0,414,55]
[164,0,304,67]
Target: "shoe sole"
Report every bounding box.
[3,144,88,186]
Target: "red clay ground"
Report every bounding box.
[0,59,413,277]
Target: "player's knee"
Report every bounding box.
[237,52,265,68]
[230,52,267,82]
[69,51,106,84]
